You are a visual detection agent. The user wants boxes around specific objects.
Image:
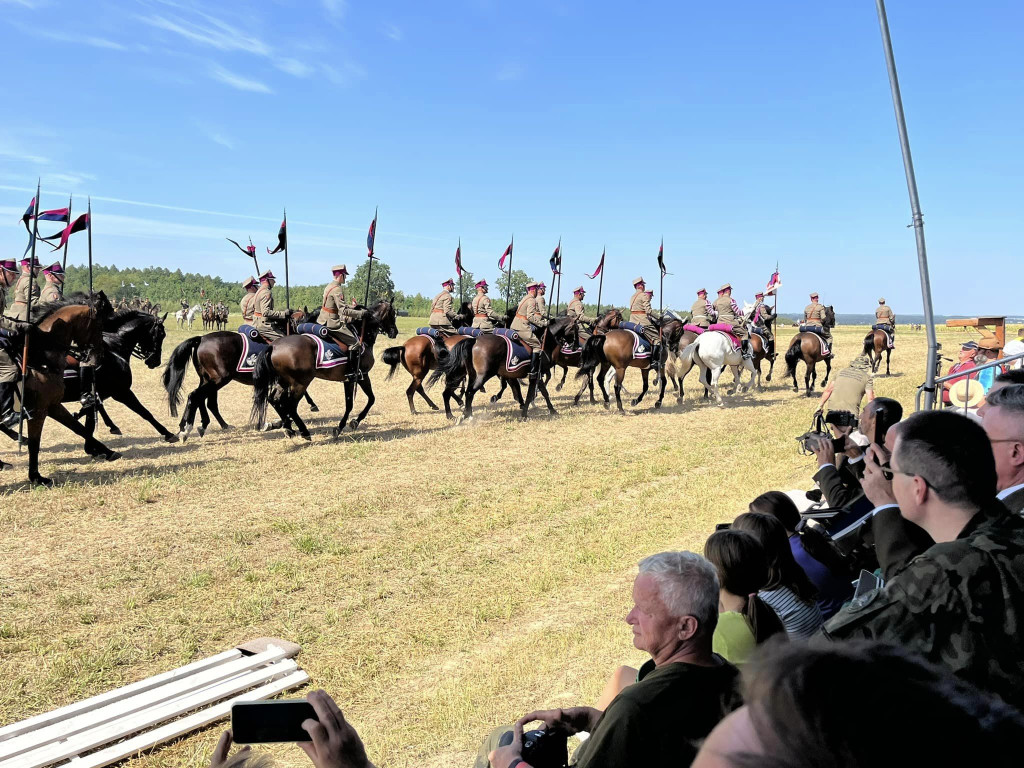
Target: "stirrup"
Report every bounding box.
[0,410,26,427]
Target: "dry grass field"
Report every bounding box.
[0,319,1007,767]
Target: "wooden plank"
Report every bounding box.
[65,670,309,768]
[0,650,242,745]
[8,660,299,768]
[0,648,287,761]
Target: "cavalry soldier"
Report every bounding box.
[39,262,64,304]
[239,277,258,323]
[689,288,714,329]
[180,295,189,312]
[875,297,896,346]
[749,290,776,351]
[316,264,366,355]
[536,282,547,317]
[713,283,751,358]
[629,276,663,365]
[429,278,460,336]
[5,257,41,321]
[511,281,549,378]
[0,260,32,428]
[0,259,17,315]
[252,269,289,342]
[566,286,596,345]
[471,279,503,331]
[804,291,833,356]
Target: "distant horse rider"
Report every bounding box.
[749,290,776,353]
[566,285,596,347]
[511,281,549,379]
[713,283,751,359]
[689,288,714,329]
[805,291,833,358]
[5,257,41,321]
[536,282,548,317]
[317,264,366,355]
[629,276,663,366]
[39,262,65,304]
[875,297,896,348]
[471,279,503,332]
[252,269,289,342]
[180,295,189,312]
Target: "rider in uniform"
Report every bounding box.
[0,259,31,428]
[511,281,549,379]
[4,257,41,321]
[535,282,547,317]
[471,279,503,332]
[239,277,258,323]
[252,269,289,342]
[749,290,776,354]
[875,298,896,347]
[689,288,714,329]
[316,264,366,354]
[566,286,596,346]
[628,276,663,366]
[713,283,751,359]
[429,279,460,336]
[39,262,64,304]
[0,260,15,314]
[804,291,833,358]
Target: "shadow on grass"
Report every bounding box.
[0,455,233,494]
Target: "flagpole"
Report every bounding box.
[772,260,779,349]
[18,181,41,451]
[61,194,73,272]
[457,237,462,307]
[283,208,290,310]
[364,206,377,307]
[596,248,604,318]
[554,240,562,317]
[87,197,93,295]
[251,236,261,277]
[505,234,514,313]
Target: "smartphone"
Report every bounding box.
[231,700,316,743]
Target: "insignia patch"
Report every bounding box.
[510,356,520,367]
[246,354,258,367]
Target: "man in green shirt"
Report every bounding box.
[478,552,741,768]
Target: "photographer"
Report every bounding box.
[478,552,742,768]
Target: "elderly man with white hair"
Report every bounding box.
[478,551,742,768]
[981,384,1024,514]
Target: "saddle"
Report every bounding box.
[799,323,825,335]
[456,326,483,337]
[238,324,265,342]
[619,320,650,336]
[498,335,532,372]
[708,323,741,349]
[618,325,653,359]
[236,332,271,373]
[296,322,330,339]
[872,324,894,349]
[493,328,523,344]
[302,333,348,369]
[416,327,442,340]
[682,324,706,335]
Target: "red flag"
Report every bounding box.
[366,215,377,257]
[498,241,513,270]
[766,269,781,295]
[267,220,286,254]
[657,240,666,277]
[587,249,605,279]
[549,243,561,275]
[455,243,463,277]
[40,213,89,251]
[20,197,36,233]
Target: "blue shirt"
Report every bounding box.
[789,535,854,620]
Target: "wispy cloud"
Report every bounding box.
[0,145,49,165]
[275,58,313,78]
[0,0,44,8]
[210,64,273,94]
[193,121,234,150]
[496,60,525,81]
[10,20,129,50]
[322,0,346,21]
[139,11,271,56]
[384,24,403,42]
[322,61,365,87]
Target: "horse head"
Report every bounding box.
[373,299,399,339]
[595,308,622,332]
[141,311,168,368]
[457,301,474,327]
[547,314,578,341]
[824,305,836,328]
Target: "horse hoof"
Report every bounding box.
[630,398,640,407]
[429,403,439,411]
[489,395,500,404]
[178,431,188,443]
[31,475,53,488]
[164,434,179,444]
[330,427,341,439]
[655,401,663,409]
[221,424,235,432]
[349,421,359,431]
[197,427,206,438]
[301,432,312,441]
[309,405,320,413]
[109,427,122,436]
[555,384,563,392]
[106,451,122,462]
[284,428,296,438]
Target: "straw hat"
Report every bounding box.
[948,379,985,409]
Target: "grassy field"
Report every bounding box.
[0,319,1003,767]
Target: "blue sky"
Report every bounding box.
[1,0,1021,313]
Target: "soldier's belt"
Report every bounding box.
[321,307,338,314]
[515,313,528,321]
[475,313,488,319]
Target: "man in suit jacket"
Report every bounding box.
[982,384,1024,514]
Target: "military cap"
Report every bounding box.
[696,288,707,295]
[0,260,17,272]
[879,297,886,303]
[331,264,348,274]
[810,291,819,298]
[537,282,546,290]
[441,277,455,287]
[718,283,732,292]
[259,269,276,281]
[754,291,764,298]
[645,290,654,297]
[525,281,539,290]
[43,262,64,275]
[20,256,40,267]
[242,276,256,289]
[633,276,645,286]
[573,286,585,294]
[475,279,488,289]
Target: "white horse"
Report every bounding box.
[176,304,201,330]
[677,330,756,406]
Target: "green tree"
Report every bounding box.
[491,269,535,312]
[347,260,396,306]
[456,270,475,305]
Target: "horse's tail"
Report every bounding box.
[425,337,473,390]
[382,345,404,381]
[784,338,803,377]
[575,335,606,379]
[863,332,875,357]
[250,348,277,427]
[162,336,201,417]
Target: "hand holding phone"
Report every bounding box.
[232,700,316,743]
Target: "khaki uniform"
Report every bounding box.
[828,362,873,417]
[252,285,287,341]
[567,298,596,342]
[428,290,458,334]
[39,282,62,304]
[750,299,776,341]
[713,295,748,339]
[0,296,19,383]
[239,292,256,323]
[875,304,895,333]
[628,289,659,342]
[471,294,502,331]
[316,280,360,346]
[536,295,547,317]
[5,274,40,321]
[689,298,713,328]
[804,302,832,344]
[510,295,547,351]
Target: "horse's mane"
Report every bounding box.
[28,294,95,322]
[104,308,159,333]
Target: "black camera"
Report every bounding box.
[498,729,569,768]
[796,430,846,455]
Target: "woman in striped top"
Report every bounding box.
[733,512,824,638]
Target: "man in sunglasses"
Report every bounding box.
[981,384,1024,515]
[819,410,1024,711]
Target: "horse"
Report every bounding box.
[863,326,893,375]
[575,320,668,411]
[0,293,121,485]
[176,304,200,330]
[163,308,319,441]
[62,309,178,442]
[679,330,757,406]
[250,300,400,438]
[784,305,836,396]
[427,315,579,420]
[748,331,776,391]
[380,302,477,415]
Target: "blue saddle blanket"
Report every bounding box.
[498,335,532,372]
[620,321,651,336]
[238,324,261,340]
[872,323,892,332]
[618,322,653,357]
[751,326,770,340]
[493,328,522,343]
[297,322,330,339]
[457,326,483,337]
[302,334,348,369]
[236,333,270,373]
[416,327,442,339]
[800,324,825,335]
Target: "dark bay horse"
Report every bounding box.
[749,332,776,391]
[863,327,893,375]
[251,300,399,438]
[163,308,316,440]
[1,294,121,485]
[427,315,579,420]
[784,306,836,396]
[576,321,668,411]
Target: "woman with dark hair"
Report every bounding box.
[732,512,823,638]
[748,491,854,619]
[704,530,786,664]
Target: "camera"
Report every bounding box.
[499,729,569,768]
[796,430,845,456]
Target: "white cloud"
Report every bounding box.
[193,121,234,150]
[0,0,43,7]
[210,64,273,94]
[139,11,271,56]
[322,0,346,21]
[275,58,313,78]
[0,144,49,165]
[9,20,128,50]
[322,61,366,87]
[497,60,525,81]
[384,24,403,42]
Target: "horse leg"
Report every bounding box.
[178,383,208,441]
[614,367,626,412]
[631,368,650,407]
[286,391,311,440]
[113,388,179,442]
[303,392,320,412]
[521,374,540,420]
[804,363,813,396]
[334,381,356,435]
[822,357,832,387]
[596,362,611,407]
[555,365,568,392]
[49,403,121,463]
[207,384,232,430]
[711,366,725,407]
[886,348,891,376]
[490,377,508,404]
[350,377,375,430]
[755,359,763,391]
[766,353,775,383]
[96,401,121,435]
[26,414,49,486]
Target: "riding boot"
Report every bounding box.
[652,343,663,370]
[741,339,752,360]
[529,350,543,381]
[79,365,98,409]
[0,381,19,427]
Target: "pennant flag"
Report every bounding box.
[549,243,561,275]
[587,249,605,279]
[267,220,286,254]
[366,215,377,258]
[40,212,89,251]
[20,197,36,233]
[498,241,513,270]
[657,240,666,277]
[38,207,70,223]
[23,232,35,257]
[227,238,258,258]
[766,269,781,295]
[455,243,464,277]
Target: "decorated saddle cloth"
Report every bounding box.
[683,324,706,335]
[296,322,330,339]
[236,332,270,373]
[799,323,825,335]
[238,324,262,341]
[750,325,770,341]
[708,322,741,349]
[456,326,483,337]
[618,321,653,359]
[872,324,894,348]
[493,328,523,344]
[416,327,442,340]
[560,340,582,355]
[304,334,348,369]
[497,335,531,372]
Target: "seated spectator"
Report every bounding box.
[748,491,853,620]
[692,641,1024,768]
[819,410,1024,710]
[704,529,786,664]
[981,384,1024,514]
[975,346,1002,395]
[731,514,823,638]
[1004,327,1024,369]
[941,340,979,405]
[480,552,742,768]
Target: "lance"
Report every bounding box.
[251,236,261,276]
[505,234,514,312]
[61,193,73,272]
[658,237,665,345]
[772,260,779,351]
[17,180,41,451]
[553,240,562,317]
[364,206,377,307]
[86,197,98,427]
[283,208,290,310]
[596,247,605,317]
[88,197,93,295]
[457,237,462,308]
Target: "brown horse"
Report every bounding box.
[784,306,836,396]
[749,332,776,391]
[863,327,893,375]
[576,320,668,411]
[427,315,579,420]
[1,294,121,486]
[251,300,399,438]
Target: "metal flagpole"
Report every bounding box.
[876,0,938,409]
[364,206,377,307]
[283,208,290,310]
[596,247,604,317]
[457,237,462,307]
[61,194,72,272]
[250,236,261,276]
[505,234,514,313]
[17,181,41,451]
